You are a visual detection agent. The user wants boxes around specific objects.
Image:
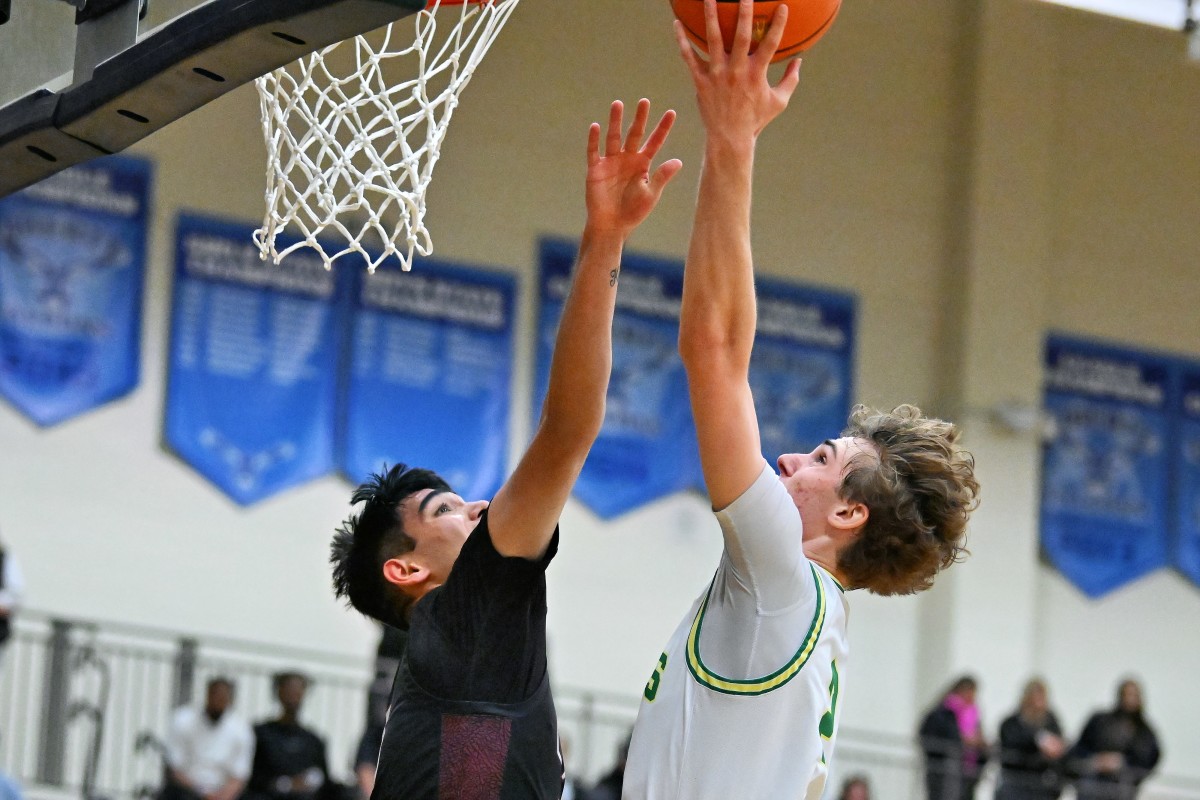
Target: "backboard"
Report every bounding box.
[0,0,425,198]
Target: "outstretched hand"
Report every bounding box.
[674,0,802,141]
[586,98,683,235]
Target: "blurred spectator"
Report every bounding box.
[560,734,584,800]
[995,679,1066,800]
[0,536,25,661]
[353,626,406,798]
[352,723,383,800]
[246,673,330,800]
[920,676,989,800]
[838,775,872,800]
[1067,679,1161,800]
[584,732,630,800]
[161,677,253,800]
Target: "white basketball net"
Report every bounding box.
[254,0,521,272]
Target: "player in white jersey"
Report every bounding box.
[629,462,852,799]
[623,2,980,798]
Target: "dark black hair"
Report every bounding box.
[330,463,452,630]
[206,676,235,695]
[273,671,309,691]
[949,675,978,695]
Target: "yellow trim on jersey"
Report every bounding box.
[685,563,827,696]
[816,565,846,594]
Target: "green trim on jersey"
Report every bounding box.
[817,566,846,594]
[685,563,827,696]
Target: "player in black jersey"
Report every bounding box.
[330,98,681,800]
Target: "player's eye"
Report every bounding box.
[436,502,452,515]
[816,452,827,464]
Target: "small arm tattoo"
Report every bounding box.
[609,269,619,287]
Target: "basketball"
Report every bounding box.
[671,0,842,63]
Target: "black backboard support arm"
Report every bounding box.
[0,0,424,198]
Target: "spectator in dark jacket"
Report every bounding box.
[920,676,988,800]
[1067,679,1161,800]
[584,733,630,800]
[246,673,329,800]
[995,679,1066,800]
[353,626,407,798]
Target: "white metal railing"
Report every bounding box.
[3,610,1197,800]
[0,611,371,800]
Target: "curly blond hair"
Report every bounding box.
[836,404,979,595]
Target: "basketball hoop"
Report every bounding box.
[254,0,520,272]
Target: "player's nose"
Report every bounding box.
[466,499,489,519]
[777,453,800,477]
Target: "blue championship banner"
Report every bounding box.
[534,239,697,519]
[341,259,517,501]
[165,214,348,505]
[0,156,151,425]
[1174,365,1200,587]
[743,277,855,476]
[1041,336,1173,597]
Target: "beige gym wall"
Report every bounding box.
[2,0,1197,782]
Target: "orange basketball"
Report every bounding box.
[671,0,842,63]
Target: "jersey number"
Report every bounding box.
[644,652,668,702]
[819,660,840,740]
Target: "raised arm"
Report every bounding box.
[487,99,682,559]
[675,0,801,510]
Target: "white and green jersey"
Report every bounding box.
[624,462,850,800]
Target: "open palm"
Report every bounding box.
[585,99,682,235]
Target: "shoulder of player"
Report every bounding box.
[461,510,558,570]
[420,516,554,628]
[811,562,847,596]
[712,460,782,516]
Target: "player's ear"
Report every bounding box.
[828,500,868,532]
[383,556,426,589]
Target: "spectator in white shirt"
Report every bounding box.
[161,677,254,800]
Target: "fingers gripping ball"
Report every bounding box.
[671,0,842,62]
